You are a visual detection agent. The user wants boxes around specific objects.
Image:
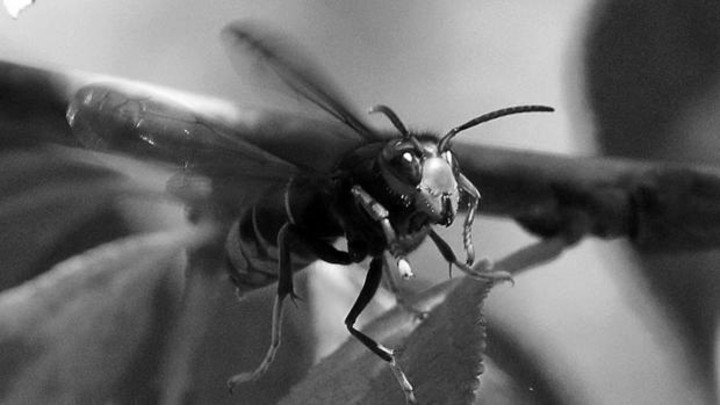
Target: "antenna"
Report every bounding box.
[369,105,410,138]
[438,105,554,151]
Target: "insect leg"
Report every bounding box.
[346,256,417,404]
[290,228,361,265]
[427,228,462,278]
[457,173,479,265]
[428,229,510,283]
[350,185,414,278]
[227,222,296,392]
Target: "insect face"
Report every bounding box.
[379,137,460,226]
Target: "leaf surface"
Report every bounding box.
[280,277,493,405]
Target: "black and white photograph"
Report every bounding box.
[0,1,718,404]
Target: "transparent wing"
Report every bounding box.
[66,22,385,214]
[67,84,305,211]
[68,85,297,174]
[221,21,384,143]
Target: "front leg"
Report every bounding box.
[457,173,479,266]
[350,185,414,279]
[428,229,512,283]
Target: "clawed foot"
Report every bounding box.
[457,258,514,285]
[387,356,417,405]
[227,370,258,394]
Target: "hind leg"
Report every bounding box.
[227,223,361,391]
[227,222,296,391]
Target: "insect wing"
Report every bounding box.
[67,84,301,210]
[221,21,384,144]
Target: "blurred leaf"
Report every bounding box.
[0,225,212,403]
[0,148,124,288]
[0,147,178,290]
[586,1,720,399]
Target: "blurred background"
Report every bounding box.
[1,0,719,404]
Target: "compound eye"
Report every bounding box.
[391,150,422,185]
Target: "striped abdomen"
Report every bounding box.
[225,176,343,292]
